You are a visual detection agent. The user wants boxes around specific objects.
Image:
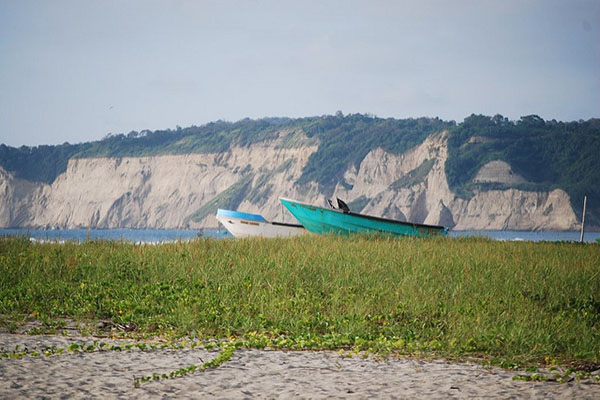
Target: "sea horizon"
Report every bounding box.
[1,228,599,244]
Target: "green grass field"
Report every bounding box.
[1,235,598,368]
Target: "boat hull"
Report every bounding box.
[216,209,307,238]
[279,198,447,238]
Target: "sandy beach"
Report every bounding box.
[1,333,599,399]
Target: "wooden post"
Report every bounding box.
[580,195,587,243]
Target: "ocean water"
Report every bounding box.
[0,228,231,243]
[1,228,599,243]
[450,230,600,243]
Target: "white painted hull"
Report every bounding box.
[216,215,308,238]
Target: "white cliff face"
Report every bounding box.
[473,160,528,185]
[0,130,320,229]
[333,132,455,226]
[451,189,577,230]
[0,167,49,227]
[0,131,581,231]
[37,154,240,228]
[331,132,578,231]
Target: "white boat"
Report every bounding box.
[216,209,308,238]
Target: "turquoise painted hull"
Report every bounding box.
[280,197,448,238]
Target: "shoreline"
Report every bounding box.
[3,228,600,244]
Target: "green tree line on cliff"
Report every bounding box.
[0,114,598,224]
[0,142,88,184]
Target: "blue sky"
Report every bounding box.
[1,0,599,146]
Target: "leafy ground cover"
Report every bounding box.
[1,235,599,369]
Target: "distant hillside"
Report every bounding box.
[446,114,600,223]
[0,113,598,225]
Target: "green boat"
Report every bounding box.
[279,197,449,238]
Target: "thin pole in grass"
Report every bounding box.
[580,195,587,243]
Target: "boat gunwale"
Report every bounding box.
[271,221,305,229]
[279,197,446,231]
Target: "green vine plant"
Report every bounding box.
[133,341,237,388]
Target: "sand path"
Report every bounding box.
[1,334,599,399]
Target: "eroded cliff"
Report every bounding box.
[0,130,580,230]
[331,132,578,230]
